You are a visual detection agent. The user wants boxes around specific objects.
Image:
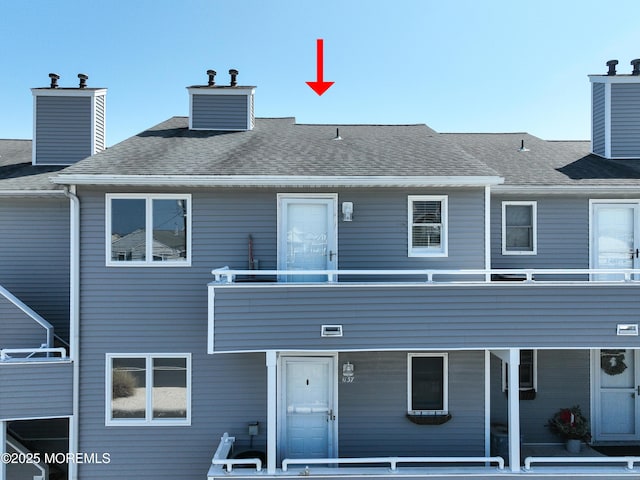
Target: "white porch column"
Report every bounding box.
[266,351,277,474]
[507,348,521,472]
[0,420,6,480]
[484,350,491,459]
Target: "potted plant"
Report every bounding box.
[547,405,590,453]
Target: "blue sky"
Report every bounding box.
[2,0,640,146]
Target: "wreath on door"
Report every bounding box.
[600,350,628,376]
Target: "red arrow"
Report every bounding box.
[306,38,334,96]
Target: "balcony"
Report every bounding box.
[209,268,640,353]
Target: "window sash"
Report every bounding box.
[107,194,191,266]
[502,202,536,255]
[408,353,448,414]
[408,196,448,256]
[107,354,191,426]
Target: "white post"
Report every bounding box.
[484,350,491,459]
[266,351,277,474]
[507,348,521,472]
[484,185,491,282]
[0,420,6,480]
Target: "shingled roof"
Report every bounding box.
[53,117,501,185]
[0,140,65,191]
[445,132,640,187]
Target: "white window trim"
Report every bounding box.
[105,353,192,426]
[408,195,448,257]
[407,353,448,415]
[501,349,537,392]
[502,201,537,256]
[106,193,192,267]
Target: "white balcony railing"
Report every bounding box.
[213,267,640,284]
[0,347,67,362]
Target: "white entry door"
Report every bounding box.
[594,349,640,441]
[278,195,337,282]
[592,203,639,280]
[280,357,336,461]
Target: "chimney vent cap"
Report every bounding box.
[229,69,239,87]
[607,59,619,76]
[206,69,217,86]
[631,59,640,76]
[48,73,60,88]
[78,73,89,88]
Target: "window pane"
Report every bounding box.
[153,357,187,419]
[111,199,146,261]
[506,205,532,227]
[412,225,441,248]
[111,358,146,419]
[506,226,532,249]
[505,205,533,251]
[413,201,441,224]
[152,199,188,262]
[411,356,444,411]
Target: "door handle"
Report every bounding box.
[637,385,640,396]
[632,249,640,259]
[329,251,336,261]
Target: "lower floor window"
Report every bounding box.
[408,353,448,414]
[502,349,537,392]
[106,353,191,426]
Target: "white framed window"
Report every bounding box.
[408,196,448,257]
[407,353,448,414]
[106,353,191,426]
[106,194,191,266]
[502,349,537,392]
[502,201,537,255]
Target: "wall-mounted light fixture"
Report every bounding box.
[248,422,259,436]
[342,202,353,222]
[342,362,354,379]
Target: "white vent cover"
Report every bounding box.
[617,324,639,336]
[321,325,343,337]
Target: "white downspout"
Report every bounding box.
[0,420,6,480]
[64,186,80,480]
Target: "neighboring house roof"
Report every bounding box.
[0,139,65,192]
[445,132,640,188]
[52,117,502,186]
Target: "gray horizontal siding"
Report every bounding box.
[611,83,640,157]
[0,294,48,349]
[0,361,72,419]
[0,198,70,341]
[191,95,249,130]
[339,351,485,457]
[491,196,588,271]
[490,350,590,443]
[212,283,640,351]
[35,96,92,164]
[592,83,605,156]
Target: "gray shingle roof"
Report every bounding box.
[445,132,640,186]
[55,117,500,179]
[0,140,65,191]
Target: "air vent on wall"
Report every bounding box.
[321,325,343,337]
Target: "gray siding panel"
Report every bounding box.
[491,196,588,270]
[0,294,48,349]
[35,96,92,164]
[0,362,73,419]
[611,83,640,157]
[339,351,485,457]
[592,83,605,156]
[0,198,70,340]
[191,95,249,130]
[490,350,590,443]
[212,284,640,351]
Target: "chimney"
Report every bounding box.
[590,58,640,159]
[186,68,255,131]
[31,73,107,165]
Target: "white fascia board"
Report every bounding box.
[186,86,256,96]
[51,174,504,187]
[588,75,640,84]
[31,88,107,97]
[493,184,640,195]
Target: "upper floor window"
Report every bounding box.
[106,194,191,266]
[408,196,448,257]
[106,353,191,426]
[407,353,448,415]
[502,201,537,255]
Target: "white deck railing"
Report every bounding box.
[281,455,505,472]
[0,347,67,361]
[6,437,47,480]
[208,433,262,474]
[213,267,640,284]
[524,455,640,471]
